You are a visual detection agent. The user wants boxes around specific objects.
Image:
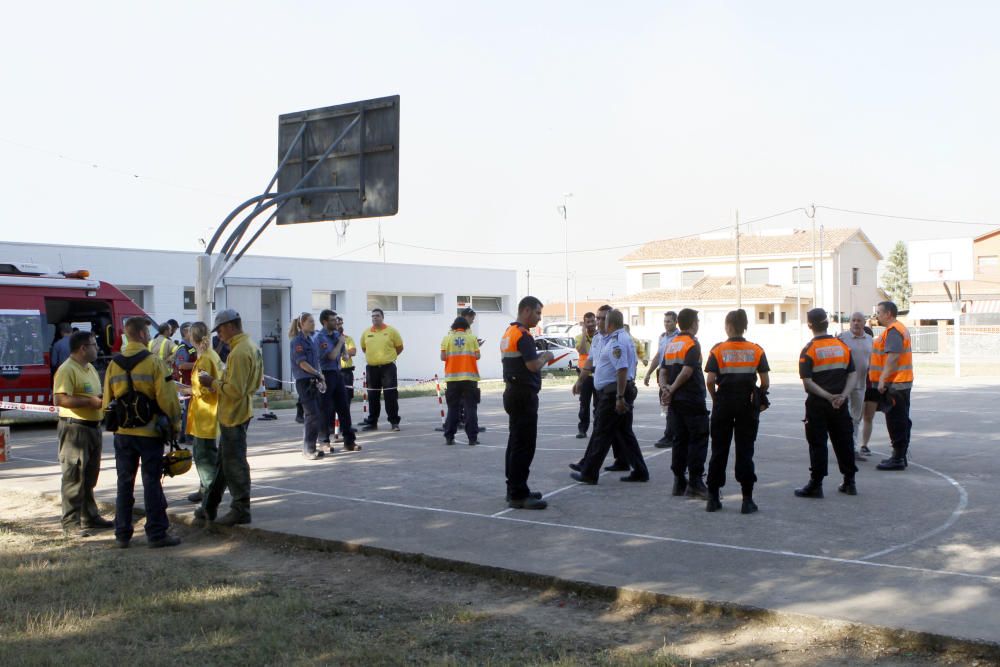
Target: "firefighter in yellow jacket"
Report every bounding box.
[102,316,182,549]
[440,316,481,445]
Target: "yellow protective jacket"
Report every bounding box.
[216,333,263,427]
[102,341,181,438]
[187,348,222,439]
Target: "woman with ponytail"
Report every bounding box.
[289,312,326,460]
[703,308,770,514]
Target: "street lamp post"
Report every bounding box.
[557,193,573,322]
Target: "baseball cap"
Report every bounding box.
[211,309,241,332]
[806,308,828,326]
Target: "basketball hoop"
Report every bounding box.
[335,220,350,246]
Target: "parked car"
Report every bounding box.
[543,321,582,338]
[534,335,579,370]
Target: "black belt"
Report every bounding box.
[599,380,636,394]
[60,417,100,428]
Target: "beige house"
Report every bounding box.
[617,228,884,356]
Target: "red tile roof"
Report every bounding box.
[621,228,875,262]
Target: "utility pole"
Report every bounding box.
[735,209,742,309]
[526,269,530,295]
[819,224,825,309]
[557,193,573,322]
[807,204,817,308]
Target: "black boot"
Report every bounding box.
[706,488,722,512]
[838,478,858,495]
[877,447,907,471]
[671,475,688,496]
[794,479,824,498]
[685,476,709,499]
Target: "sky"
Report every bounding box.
[2,1,999,303]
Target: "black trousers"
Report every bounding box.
[503,383,539,500]
[669,401,710,479]
[58,421,103,529]
[296,378,323,454]
[707,395,759,494]
[577,374,598,433]
[366,363,400,426]
[320,369,356,446]
[885,387,912,455]
[662,408,678,444]
[341,368,355,400]
[804,396,857,481]
[579,384,648,480]
[445,380,479,440]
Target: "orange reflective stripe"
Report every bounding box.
[500,324,525,358]
[807,338,851,371]
[712,341,763,375]
[578,353,589,368]
[663,334,695,366]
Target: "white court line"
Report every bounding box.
[857,450,969,561]
[253,482,1000,584]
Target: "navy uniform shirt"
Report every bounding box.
[312,329,342,372]
[660,333,706,405]
[500,322,542,392]
[290,331,320,381]
[593,328,635,391]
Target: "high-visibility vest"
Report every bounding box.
[710,339,765,376]
[802,337,851,373]
[148,335,176,362]
[869,321,913,387]
[662,333,698,370]
[575,332,594,368]
[442,328,479,382]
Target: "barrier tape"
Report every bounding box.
[0,401,58,414]
[362,372,368,418]
[263,374,439,392]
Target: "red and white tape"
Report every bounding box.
[0,401,58,414]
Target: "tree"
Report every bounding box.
[882,240,911,310]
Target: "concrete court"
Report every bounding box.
[2,375,999,647]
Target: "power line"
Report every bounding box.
[815,205,995,227]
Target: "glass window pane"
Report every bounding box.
[401,295,436,312]
[121,289,144,308]
[183,289,196,310]
[0,311,46,366]
[744,268,769,285]
[793,266,814,284]
[470,296,502,312]
[681,270,704,287]
[641,272,660,289]
[368,294,399,312]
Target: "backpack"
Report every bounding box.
[103,350,160,432]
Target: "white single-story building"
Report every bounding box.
[0,241,516,386]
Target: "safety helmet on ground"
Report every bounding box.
[163,444,192,477]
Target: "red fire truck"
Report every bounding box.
[0,261,150,416]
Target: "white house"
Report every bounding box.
[617,228,884,358]
[0,241,516,385]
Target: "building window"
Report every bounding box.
[758,311,767,321]
[312,291,337,312]
[851,267,860,286]
[641,272,661,289]
[401,295,436,312]
[978,255,999,270]
[471,296,502,312]
[367,294,399,312]
[681,270,704,287]
[792,266,813,284]
[183,289,196,310]
[121,289,145,309]
[744,268,769,285]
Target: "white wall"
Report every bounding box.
[0,241,516,384]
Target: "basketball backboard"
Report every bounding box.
[276,95,399,225]
[907,238,974,282]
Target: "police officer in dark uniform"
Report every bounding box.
[569,309,649,484]
[658,308,710,499]
[315,309,360,452]
[500,296,553,510]
[795,308,859,498]
[704,309,770,514]
[289,312,326,461]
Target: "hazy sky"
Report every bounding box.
[3,1,998,302]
